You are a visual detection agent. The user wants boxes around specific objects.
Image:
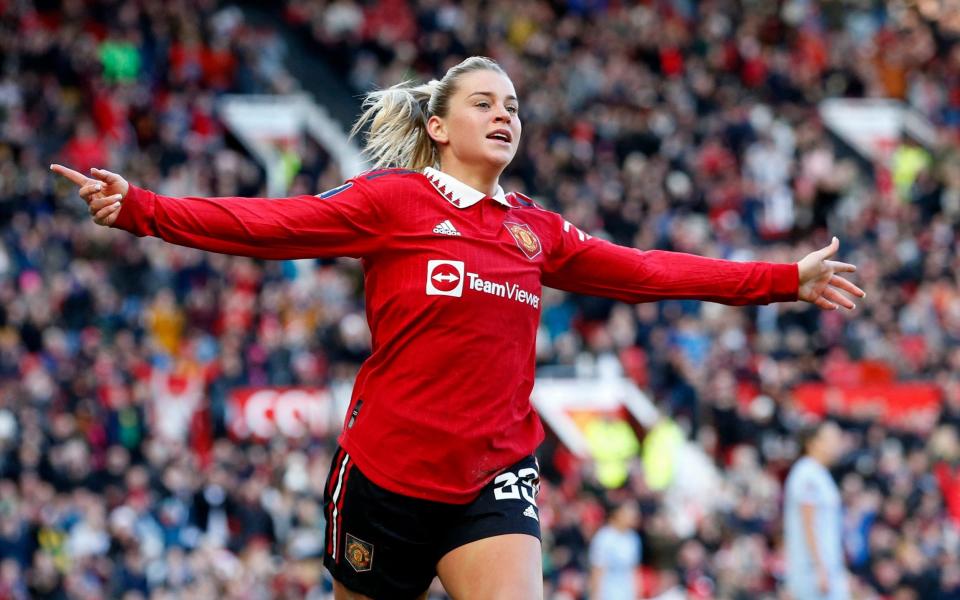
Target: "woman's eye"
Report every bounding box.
[507,106,518,114]
[477,102,489,108]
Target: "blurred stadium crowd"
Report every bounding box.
[2,0,960,598]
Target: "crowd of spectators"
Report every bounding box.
[1,0,960,597]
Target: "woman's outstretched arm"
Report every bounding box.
[540,213,864,310]
[50,164,387,260]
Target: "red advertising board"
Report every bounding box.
[229,387,335,440]
[793,383,942,424]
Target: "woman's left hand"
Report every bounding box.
[797,237,865,310]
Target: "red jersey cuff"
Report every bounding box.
[770,262,799,302]
[111,184,156,237]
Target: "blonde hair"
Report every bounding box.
[349,56,508,171]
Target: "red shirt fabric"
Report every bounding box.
[112,167,798,503]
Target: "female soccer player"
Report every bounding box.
[52,56,864,600]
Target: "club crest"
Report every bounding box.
[345,533,373,572]
[503,221,542,260]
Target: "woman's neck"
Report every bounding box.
[438,160,501,197]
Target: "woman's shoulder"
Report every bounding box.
[506,190,540,209]
[342,167,431,201]
[351,167,425,186]
[505,192,564,229]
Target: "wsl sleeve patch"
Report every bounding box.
[317,182,354,199]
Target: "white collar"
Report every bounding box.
[422,167,511,209]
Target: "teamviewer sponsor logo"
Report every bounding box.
[426,259,540,308]
[426,260,465,297]
[467,273,540,308]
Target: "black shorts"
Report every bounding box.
[321,447,541,599]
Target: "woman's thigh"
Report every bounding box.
[436,533,542,600]
[433,455,543,599]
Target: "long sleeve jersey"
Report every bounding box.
[112,167,798,503]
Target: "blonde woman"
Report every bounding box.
[52,56,864,600]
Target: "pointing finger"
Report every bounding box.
[50,163,91,186]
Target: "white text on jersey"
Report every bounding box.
[466,273,540,309]
[562,219,592,241]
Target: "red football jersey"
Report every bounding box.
[112,167,798,503]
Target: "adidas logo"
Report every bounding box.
[523,505,538,521]
[433,219,461,236]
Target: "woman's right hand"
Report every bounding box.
[50,164,129,226]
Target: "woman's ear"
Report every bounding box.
[426,115,448,145]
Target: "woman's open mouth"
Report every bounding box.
[486,129,513,145]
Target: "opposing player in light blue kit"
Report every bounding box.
[784,420,850,599]
[589,500,642,600]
